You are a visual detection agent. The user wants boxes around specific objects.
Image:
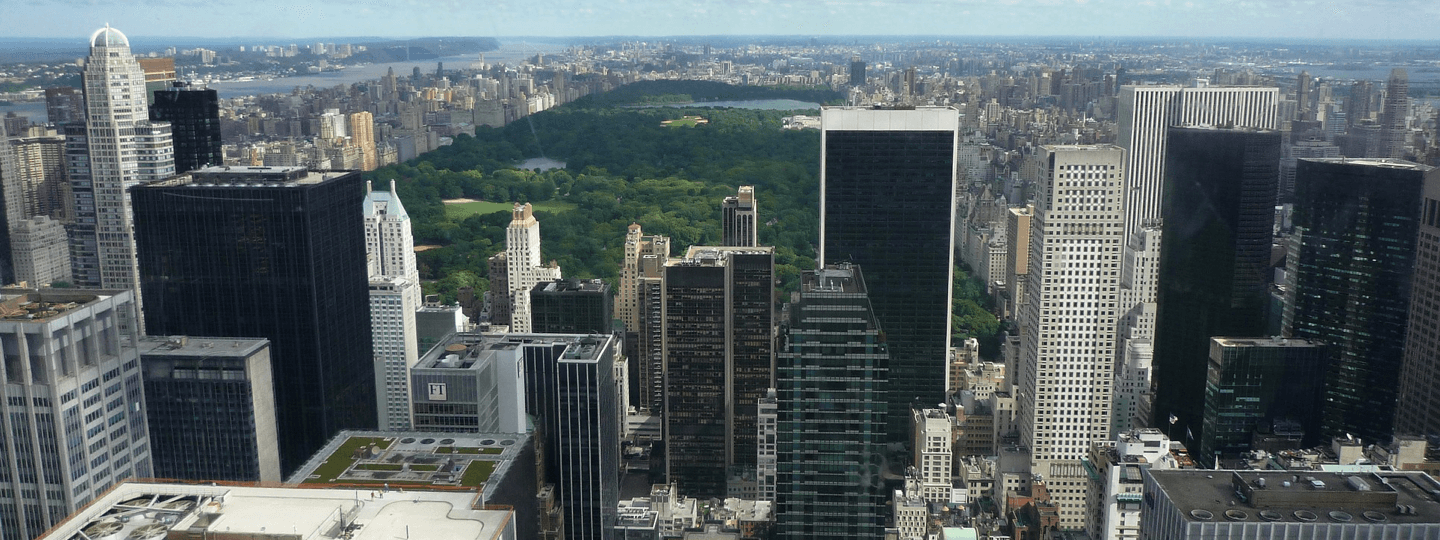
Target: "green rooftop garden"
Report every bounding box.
[460,460,496,487]
[305,437,394,483]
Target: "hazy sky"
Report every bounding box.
[8,0,1439,41]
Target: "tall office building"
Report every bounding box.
[1017,145,1126,529]
[139,336,281,482]
[61,122,97,285]
[663,246,774,498]
[1346,80,1375,129]
[1283,158,1437,443]
[44,87,84,125]
[0,289,150,540]
[76,26,174,293]
[1005,205,1033,320]
[722,185,758,247]
[1152,127,1281,439]
[519,333,621,540]
[1380,68,1409,159]
[1200,337,1328,466]
[349,111,377,171]
[369,277,418,430]
[849,57,865,87]
[0,125,20,285]
[616,224,670,332]
[132,166,375,475]
[1397,173,1440,436]
[148,82,222,174]
[362,181,420,299]
[9,134,70,220]
[530,278,613,334]
[774,264,888,539]
[506,203,562,333]
[617,224,669,413]
[11,215,72,286]
[820,106,957,441]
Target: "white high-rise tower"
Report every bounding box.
[75,26,174,293]
[363,180,420,430]
[505,203,561,333]
[1017,145,1126,529]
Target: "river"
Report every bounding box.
[0,40,566,122]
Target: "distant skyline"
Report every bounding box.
[9,0,1440,42]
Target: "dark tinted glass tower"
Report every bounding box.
[775,264,888,539]
[140,336,281,482]
[662,246,774,498]
[849,57,865,87]
[1200,337,1328,467]
[1283,158,1437,443]
[521,334,620,540]
[820,107,956,441]
[1152,126,1280,438]
[132,166,375,475]
[148,83,222,174]
[530,278,613,334]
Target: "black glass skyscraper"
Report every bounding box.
[775,264,888,539]
[149,82,222,174]
[1200,337,1328,466]
[530,278,613,335]
[132,166,375,475]
[1284,158,1436,443]
[1153,126,1280,439]
[820,107,956,441]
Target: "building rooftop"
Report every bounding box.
[535,278,608,293]
[144,166,352,188]
[138,335,268,358]
[1211,336,1323,348]
[286,431,528,498]
[0,290,112,322]
[418,333,614,371]
[1299,157,1435,171]
[38,481,512,540]
[1148,470,1440,525]
[670,245,774,267]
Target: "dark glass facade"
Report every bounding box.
[529,278,614,335]
[662,248,774,498]
[132,168,376,475]
[522,336,619,540]
[1153,127,1280,439]
[1200,337,1328,466]
[149,84,223,174]
[141,339,276,481]
[822,127,953,440]
[1285,158,1431,443]
[775,265,888,539]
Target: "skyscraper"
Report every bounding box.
[1200,337,1328,466]
[820,106,957,441]
[849,57,865,87]
[0,288,151,540]
[76,26,174,293]
[363,180,421,304]
[1116,83,1277,237]
[530,278,613,334]
[0,123,22,284]
[1017,144,1126,528]
[8,133,70,220]
[132,166,375,475]
[11,215,72,286]
[774,265,888,539]
[1380,68,1409,159]
[1396,173,1440,437]
[1152,126,1281,440]
[1283,158,1437,443]
[148,82,222,174]
[44,87,84,125]
[663,246,774,498]
[349,111,377,171]
[616,223,670,332]
[139,336,281,482]
[369,276,418,430]
[506,203,562,332]
[722,185,758,247]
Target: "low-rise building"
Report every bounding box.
[1142,470,1440,539]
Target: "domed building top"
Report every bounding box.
[90,25,128,48]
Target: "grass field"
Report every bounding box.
[661,115,708,128]
[304,436,394,483]
[443,199,576,219]
[460,461,496,487]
